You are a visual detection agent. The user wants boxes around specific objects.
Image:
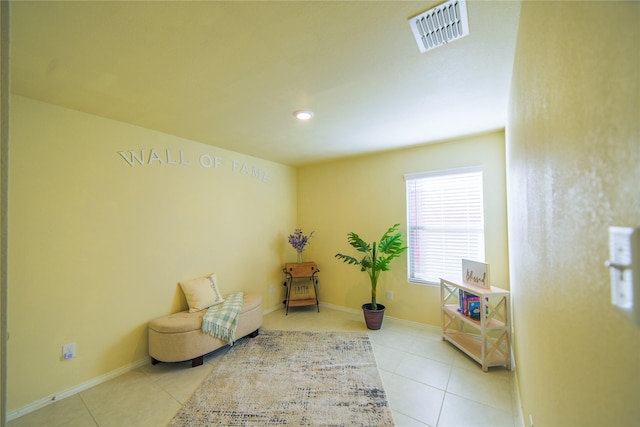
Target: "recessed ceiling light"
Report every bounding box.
[294,110,314,120]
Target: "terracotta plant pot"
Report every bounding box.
[362,303,386,330]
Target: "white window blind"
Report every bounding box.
[405,167,485,285]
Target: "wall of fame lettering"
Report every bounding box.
[117,148,270,183]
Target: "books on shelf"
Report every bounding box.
[457,289,487,320]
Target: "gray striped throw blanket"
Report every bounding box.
[202,292,243,345]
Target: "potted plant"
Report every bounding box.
[335,223,407,330]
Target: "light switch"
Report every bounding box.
[606,227,640,326]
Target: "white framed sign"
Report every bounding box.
[462,259,490,289]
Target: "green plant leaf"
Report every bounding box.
[379,234,407,256]
[334,253,360,265]
[346,232,370,253]
[374,257,391,271]
[335,224,408,309]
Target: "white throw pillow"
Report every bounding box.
[179,273,225,312]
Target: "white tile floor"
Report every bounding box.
[9,305,521,427]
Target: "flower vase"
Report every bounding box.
[297,251,303,263]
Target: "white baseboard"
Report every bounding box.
[318,301,442,333]
[262,304,283,315]
[317,301,361,315]
[7,356,151,422]
[512,368,525,427]
[262,301,350,315]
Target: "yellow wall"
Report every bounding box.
[297,131,509,326]
[508,2,640,426]
[7,95,297,412]
[1,2,9,424]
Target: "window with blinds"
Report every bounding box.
[405,167,485,285]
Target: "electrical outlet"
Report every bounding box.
[269,285,275,294]
[386,290,393,300]
[62,343,76,360]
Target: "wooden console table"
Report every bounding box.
[440,278,511,371]
[283,262,319,315]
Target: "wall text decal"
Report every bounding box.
[117,149,270,183]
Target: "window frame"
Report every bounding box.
[405,166,485,286]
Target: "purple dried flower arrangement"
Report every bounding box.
[288,229,314,253]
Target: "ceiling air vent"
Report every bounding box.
[408,0,469,53]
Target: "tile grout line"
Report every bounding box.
[76,393,99,427]
[433,358,455,427]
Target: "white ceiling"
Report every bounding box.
[10,0,521,166]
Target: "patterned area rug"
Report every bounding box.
[169,330,394,426]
